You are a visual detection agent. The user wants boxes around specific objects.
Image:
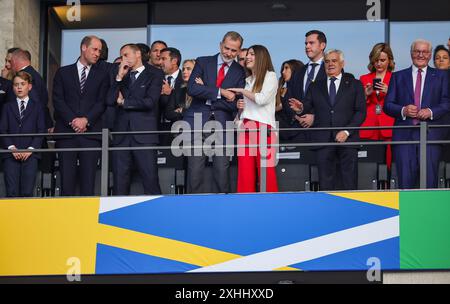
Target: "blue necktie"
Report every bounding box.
[130,71,138,85]
[329,76,337,106]
[19,100,25,121]
[305,63,319,93]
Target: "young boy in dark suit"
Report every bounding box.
[0,71,46,197]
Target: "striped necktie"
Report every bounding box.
[19,100,25,121]
[80,65,87,93]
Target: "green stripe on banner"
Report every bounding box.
[400,191,450,270]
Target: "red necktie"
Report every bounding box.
[216,62,228,88]
[413,68,423,125]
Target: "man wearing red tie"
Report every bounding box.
[185,31,246,193]
[384,39,450,189]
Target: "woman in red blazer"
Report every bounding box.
[359,43,395,168]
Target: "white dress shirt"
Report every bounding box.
[165,69,180,88]
[240,71,278,129]
[77,60,91,81]
[327,73,342,95]
[303,57,324,92]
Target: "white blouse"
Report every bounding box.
[241,71,278,129]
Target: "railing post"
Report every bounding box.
[260,125,267,193]
[419,121,427,189]
[101,128,110,197]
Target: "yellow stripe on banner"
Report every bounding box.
[0,198,99,276]
[273,266,300,271]
[329,192,399,210]
[96,223,241,267]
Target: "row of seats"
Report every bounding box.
[1,143,450,197]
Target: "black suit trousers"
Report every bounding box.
[316,146,358,191]
[56,137,100,196]
[112,136,161,196]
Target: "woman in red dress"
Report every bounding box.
[359,43,395,169]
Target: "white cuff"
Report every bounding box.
[344,130,350,136]
[8,145,16,150]
[401,106,407,120]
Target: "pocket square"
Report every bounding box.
[140,85,146,88]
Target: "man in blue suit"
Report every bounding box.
[53,36,108,196]
[107,43,164,195]
[283,30,328,142]
[301,50,366,190]
[0,72,46,197]
[185,31,246,193]
[384,39,450,189]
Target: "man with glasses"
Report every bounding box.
[384,39,450,189]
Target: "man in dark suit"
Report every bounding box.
[283,30,328,142]
[301,49,366,190]
[384,39,450,189]
[159,47,184,145]
[0,71,46,197]
[53,35,108,196]
[185,31,246,193]
[107,43,164,195]
[10,49,53,131]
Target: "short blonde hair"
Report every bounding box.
[368,43,395,72]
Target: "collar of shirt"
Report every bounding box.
[16,96,30,109]
[308,57,324,67]
[77,60,92,79]
[132,65,146,80]
[166,69,180,87]
[217,55,231,75]
[412,65,428,76]
[327,73,343,93]
[19,65,30,72]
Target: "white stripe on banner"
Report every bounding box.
[189,216,399,272]
[99,196,162,214]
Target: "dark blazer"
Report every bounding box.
[303,73,366,143]
[0,77,13,114]
[185,54,246,126]
[106,63,164,145]
[384,66,450,141]
[52,62,109,139]
[284,62,327,123]
[0,98,46,158]
[20,65,53,129]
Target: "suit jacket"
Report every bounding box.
[0,77,13,115]
[0,98,46,159]
[283,62,327,123]
[359,71,395,139]
[52,62,109,139]
[384,66,450,141]
[303,73,366,143]
[21,65,53,129]
[106,63,164,145]
[185,54,246,127]
[160,71,183,121]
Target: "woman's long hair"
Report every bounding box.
[276,59,304,108]
[248,45,275,93]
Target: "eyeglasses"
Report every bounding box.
[412,50,431,56]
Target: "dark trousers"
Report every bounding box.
[56,137,100,196]
[188,155,230,194]
[316,146,358,191]
[3,156,38,197]
[393,144,441,189]
[112,136,161,195]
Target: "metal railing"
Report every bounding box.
[1,121,450,196]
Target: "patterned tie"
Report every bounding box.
[413,68,423,125]
[130,70,138,85]
[167,76,173,87]
[305,63,319,93]
[19,100,25,121]
[80,65,87,93]
[216,62,228,88]
[329,76,337,106]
